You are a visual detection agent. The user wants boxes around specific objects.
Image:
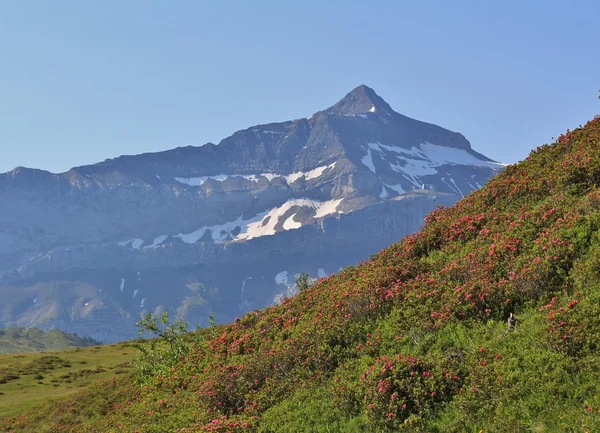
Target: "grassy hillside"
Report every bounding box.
[0,328,100,355]
[3,116,600,432]
[0,342,136,418]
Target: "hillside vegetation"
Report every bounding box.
[0,328,99,355]
[0,342,135,417]
[3,117,600,432]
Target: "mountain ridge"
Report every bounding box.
[0,86,503,342]
[0,327,100,354]
[0,85,500,178]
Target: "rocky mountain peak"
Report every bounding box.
[327,84,394,117]
[0,86,505,342]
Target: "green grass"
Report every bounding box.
[0,328,100,355]
[0,342,136,417]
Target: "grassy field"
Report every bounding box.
[0,341,137,417]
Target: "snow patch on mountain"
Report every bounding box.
[174,213,264,244]
[174,174,229,186]
[383,184,406,195]
[379,185,389,199]
[314,198,344,218]
[283,213,301,230]
[449,177,464,197]
[363,141,504,189]
[239,198,344,240]
[273,270,300,305]
[275,271,289,286]
[119,239,144,250]
[173,163,336,188]
[164,198,344,245]
[361,148,377,173]
[466,180,478,191]
[260,130,284,135]
[302,163,337,181]
[241,277,253,301]
[146,235,168,248]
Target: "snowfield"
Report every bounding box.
[174,163,336,187]
[362,141,505,194]
[121,198,345,248]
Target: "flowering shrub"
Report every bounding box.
[356,355,458,429]
[4,116,600,433]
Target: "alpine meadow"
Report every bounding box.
[2,117,600,432]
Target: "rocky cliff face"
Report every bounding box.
[0,85,504,342]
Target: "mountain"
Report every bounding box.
[0,85,503,342]
[4,116,599,433]
[0,327,99,354]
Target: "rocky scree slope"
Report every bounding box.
[0,85,503,342]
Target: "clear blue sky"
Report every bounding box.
[1,1,598,173]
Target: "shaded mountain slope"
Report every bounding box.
[0,86,502,342]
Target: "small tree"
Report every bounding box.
[133,312,189,382]
[295,272,312,291]
[209,311,217,338]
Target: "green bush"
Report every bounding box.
[132,312,190,382]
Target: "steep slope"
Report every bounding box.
[4,117,599,432]
[0,86,503,342]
